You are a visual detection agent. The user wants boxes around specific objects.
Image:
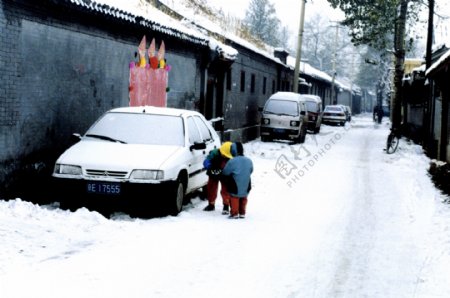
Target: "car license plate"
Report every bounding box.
[274,128,285,133]
[87,181,121,195]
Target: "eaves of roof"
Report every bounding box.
[58,0,209,46]
[426,49,450,77]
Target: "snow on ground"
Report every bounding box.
[0,114,449,298]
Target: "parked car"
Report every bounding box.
[301,94,323,133]
[322,105,347,126]
[260,92,308,143]
[52,106,221,216]
[340,105,352,122]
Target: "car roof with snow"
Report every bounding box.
[324,105,344,111]
[300,94,321,103]
[109,106,202,117]
[268,92,306,102]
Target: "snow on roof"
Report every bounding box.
[286,55,353,92]
[269,91,303,101]
[111,105,201,116]
[69,0,352,86]
[208,38,238,61]
[286,56,333,83]
[426,48,450,76]
[159,0,284,65]
[69,0,208,45]
[274,47,290,54]
[413,64,426,73]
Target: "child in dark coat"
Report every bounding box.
[221,142,253,219]
[203,141,233,214]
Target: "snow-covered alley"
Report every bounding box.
[1,114,450,298]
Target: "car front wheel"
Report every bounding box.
[168,179,185,216]
[297,125,307,143]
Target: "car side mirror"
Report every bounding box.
[190,142,206,151]
[70,133,82,142]
[300,111,306,116]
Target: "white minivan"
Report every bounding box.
[260,92,308,143]
[301,94,323,134]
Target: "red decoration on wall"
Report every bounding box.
[129,37,170,107]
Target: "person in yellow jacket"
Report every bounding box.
[202,141,233,214]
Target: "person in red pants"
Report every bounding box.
[203,141,233,214]
[221,142,253,219]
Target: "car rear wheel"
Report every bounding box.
[261,135,271,142]
[314,125,321,134]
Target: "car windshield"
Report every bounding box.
[325,106,343,112]
[85,112,184,146]
[264,99,299,116]
[305,101,319,112]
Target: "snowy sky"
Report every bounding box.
[97,0,449,48]
[207,0,450,46]
[206,0,345,34]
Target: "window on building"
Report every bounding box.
[251,74,256,93]
[240,71,246,92]
[226,69,232,90]
[263,77,267,95]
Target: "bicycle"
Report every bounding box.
[386,128,400,154]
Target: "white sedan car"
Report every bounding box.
[322,105,347,126]
[53,106,221,216]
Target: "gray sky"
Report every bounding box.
[206,0,344,33]
[207,0,449,46]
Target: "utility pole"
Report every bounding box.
[330,23,339,105]
[349,49,354,112]
[293,0,306,94]
[425,0,434,69]
[424,0,435,151]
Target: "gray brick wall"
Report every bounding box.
[0,1,22,194]
[0,0,207,199]
[0,0,293,200]
[223,45,285,142]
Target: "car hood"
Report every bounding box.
[57,140,183,171]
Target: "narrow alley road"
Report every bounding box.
[1,115,449,298]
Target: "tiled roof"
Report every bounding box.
[61,0,208,45]
[426,49,450,76]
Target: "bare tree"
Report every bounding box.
[243,0,281,47]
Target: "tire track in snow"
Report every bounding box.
[327,125,379,296]
[325,120,435,297]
